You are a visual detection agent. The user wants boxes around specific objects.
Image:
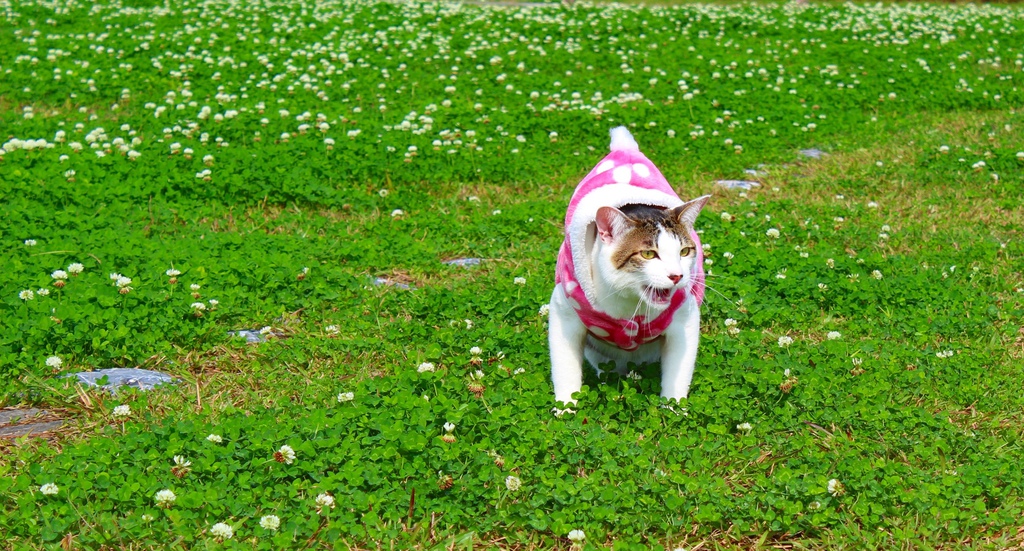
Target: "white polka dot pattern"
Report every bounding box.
[612,165,632,184]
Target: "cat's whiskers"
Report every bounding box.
[700,282,740,308]
[629,286,649,321]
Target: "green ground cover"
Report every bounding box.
[1,0,1023,548]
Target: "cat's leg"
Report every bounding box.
[548,287,588,405]
[659,296,701,401]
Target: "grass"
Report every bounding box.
[1,0,1023,548]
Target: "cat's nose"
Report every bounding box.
[667,274,682,284]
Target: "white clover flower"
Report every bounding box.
[325,325,340,334]
[276,445,296,464]
[337,392,354,403]
[778,336,794,347]
[513,367,526,375]
[539,304,550,317]
[391,209,405,217]
[827,331,841,340]
[513,277,527,285]
[67,263,84,275]
[190,283,200,291]
[505,475,522,492]
[724,319,737,327]
[112,405,131,418]
[191,302,207,311]
[871,270,883,280]
[206,434,223,444]
[443,422,455,433]
[209,522,233,540]
[46,356,63,368]
[315,493,335,510]
[867,201,879,208]
[417,362,436,373]
[470,346,482,356]
[154,489,176,506]
[826,258,835,269]
[260,515,280,531]
[19,290,35,300]
[51,270,68,280]
[827,478,845,497]
[141,514,154,522]
[720,212,732,221]
[736,422,753,432]
[464,319,473,329]
[37,288,50,296]
[568,529,586,542]
[208,299,219,307]
[173,455,191,468]
[24,239,37,246]
[166,268,181,277]
[766,228,780,239]
[115,276,132,288]
[259,326,273,335]
[40,483,59,495]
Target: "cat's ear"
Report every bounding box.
[595,206,629,244]
[672,195,711,228]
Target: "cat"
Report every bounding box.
[548,126,710,406]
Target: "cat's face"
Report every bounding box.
[592,198,708,312]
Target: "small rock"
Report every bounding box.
[64,368,176,392]
[229,329,272,343]
[716,180,761,190]
[0,409,64,439]
[443,258,483,267]
[0,421,64,438]
[799,148,828,159]
[0,408,47,426]
[373,277,413,290]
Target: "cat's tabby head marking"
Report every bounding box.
[593,196,709,310]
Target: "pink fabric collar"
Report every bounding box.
[554,147,705,351]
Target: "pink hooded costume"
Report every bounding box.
[554,132,705,351]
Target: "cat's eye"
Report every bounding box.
[639,250,657,260]
[680,247,693,257]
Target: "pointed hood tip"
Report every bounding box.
[609,126,640,152]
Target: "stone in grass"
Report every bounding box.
[442,258,483,267]
[373,277,413,290]
[64,368,176,393]
[0,409,66,439]
[0,414,64,438]
[716,180,761,190]
[799,148,828,159]
[229,329,271,343]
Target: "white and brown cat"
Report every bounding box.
[548,127,709,405]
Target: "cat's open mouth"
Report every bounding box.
[645,287,674,305]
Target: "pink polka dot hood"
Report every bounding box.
[555,127,705,351]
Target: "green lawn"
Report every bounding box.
[1,0,1022,548]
